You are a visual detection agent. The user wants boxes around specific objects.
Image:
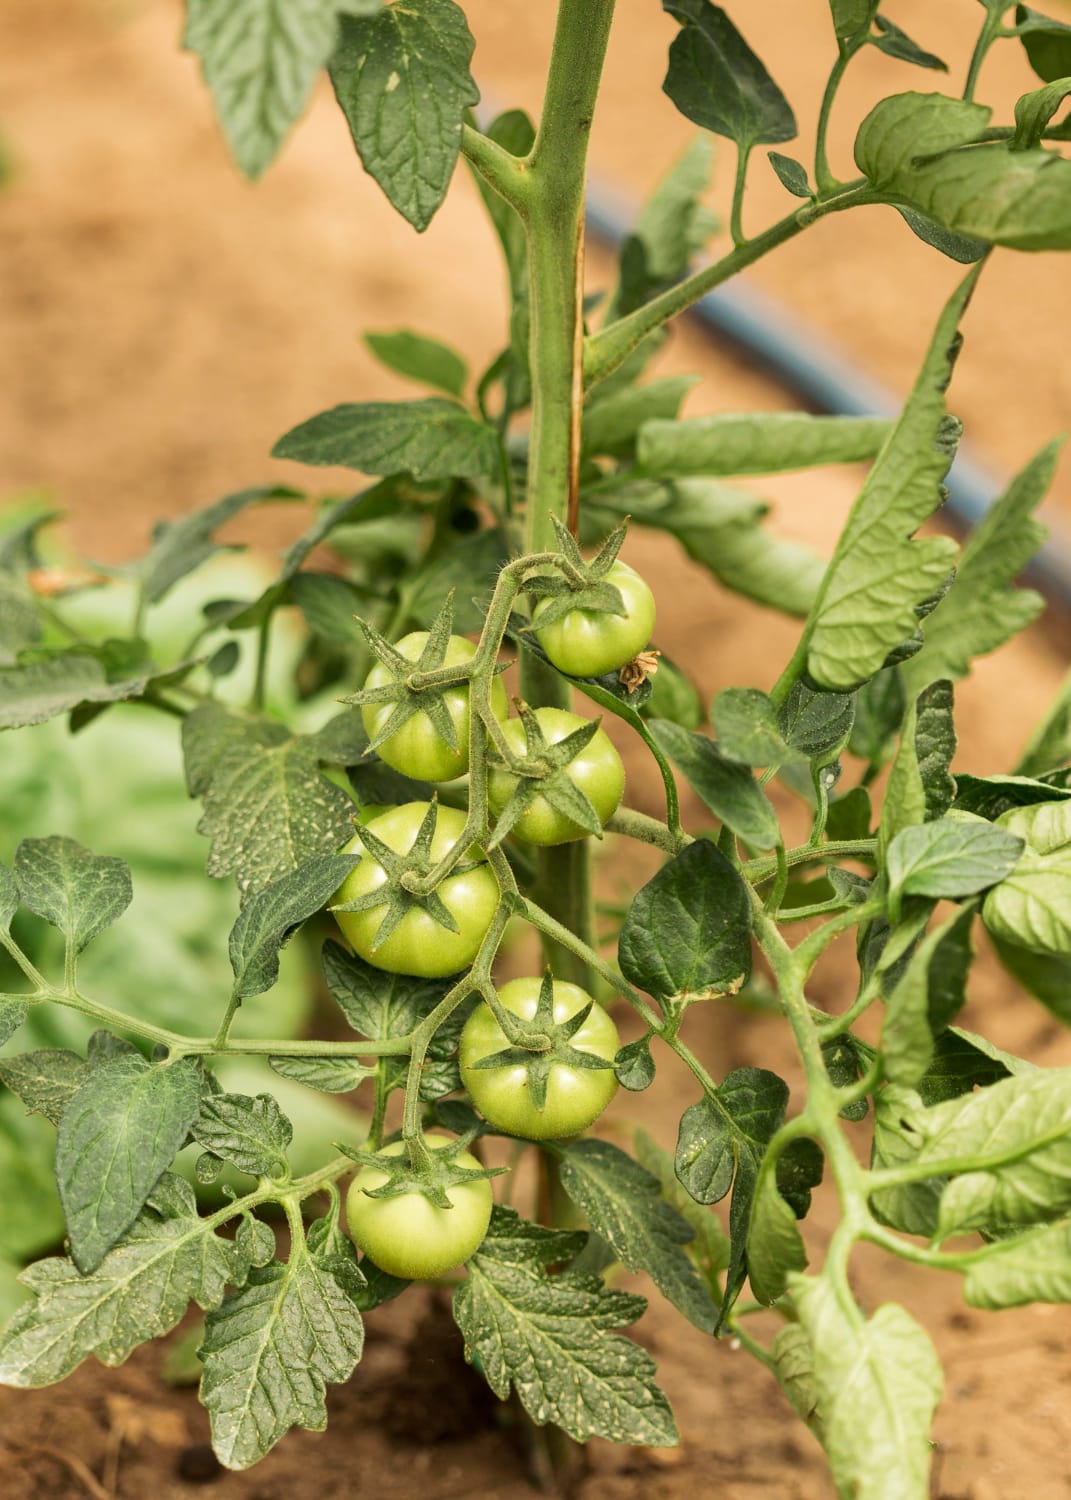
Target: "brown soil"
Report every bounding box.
[2,2,1071,1498]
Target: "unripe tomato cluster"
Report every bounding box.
[337,559,654,1279]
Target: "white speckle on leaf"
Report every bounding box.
[385,71,401,93]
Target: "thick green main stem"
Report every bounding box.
[524,0,615,551]
[520,0,615,987]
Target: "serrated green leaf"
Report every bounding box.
[650,718,779,848]
[1014,77,1071,150]
[634,1128,730,1289]
[0,1000,27,1048]
[918,1026,1025,1105]
[675,1068,787,1319]
[1017,4,1071,83]
[822,1035,869,1120]
[870,1086,944,1237]
[804,266,975,689]
[880,680,956,848]
[793,1276,942,1500]
[0,862,18,935]
[991,933,1071,1026]
[0,648,157,730]
[229,854,357,998]
[364,329,468,397]
[871,15,947,70]
[273,398,499,481]
[136,486,296,604]
[404,527,508,634]
[953,772,1071,820]
[772,1321,822,1434]
[882,904,974,1087]
[558,1139,717,1333]
[913,1069,1071,1237]
[289,571,365,644]
[583,377,697,459]
[0,574,42,666]
[185,705,360,897]
[768,151,811,197]
[192,1093,293,1176]
[185,0,342,179]
[55,1056,201,1273]
[848,667,904,769]
[963,1219,1071,1308]
[0,1205,252,1387]
[828,0,878,45]
[997,794,1071,855]
[746,1169,807,1305]
[897,206,989,263]
[662,0,796,151]
[329,0,478,231]
[619,840,752,1002]
[711,687,789,766]
[777,681,855,764]
[903,443,1057,694]
[0,1049,89,1125]
[855,91,1071,250]
[268,1055,377,1093]
[14,836,132,956]
[887,816,1023,913]
[584,477,826,618]
[199,1237,365,1468]
[982,843,1071,955]
[453,1206,677,1447]
[321,939,449,1038]
[638,412,891,478]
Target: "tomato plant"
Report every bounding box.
[345,1133,495,1279]
[460,975,619,1138]
[1,0,1071,1492]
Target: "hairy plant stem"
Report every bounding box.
[750,898,872,1320]
[523,0,615,551]
[503,0,616,991]
[814,42,860,192]
[964,7,1002,102]
[584,180,874,388]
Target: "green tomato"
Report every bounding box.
[334,801,499,977]
[361,633,508,782]
[460,977,620,1139]
[345,1133,493,1279]
[487,708,625,845]
[534,560,655,678]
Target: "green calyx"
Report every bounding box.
[471,972,614,1112]
[339,1131,504,1211]
[487,701,608,847]
[344,593,477,756]
[331,799,479,948]
[522,517,631,629]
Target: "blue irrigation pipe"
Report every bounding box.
[584,184,1071,608]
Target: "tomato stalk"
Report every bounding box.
[517,0,616,989]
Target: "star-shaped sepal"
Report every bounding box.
[330,799,482,954]
[469,971,615,1112]
[341,593,501,759]
[337,1130,505,1210]
[487,701,609,849]
[522,516,631,629]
